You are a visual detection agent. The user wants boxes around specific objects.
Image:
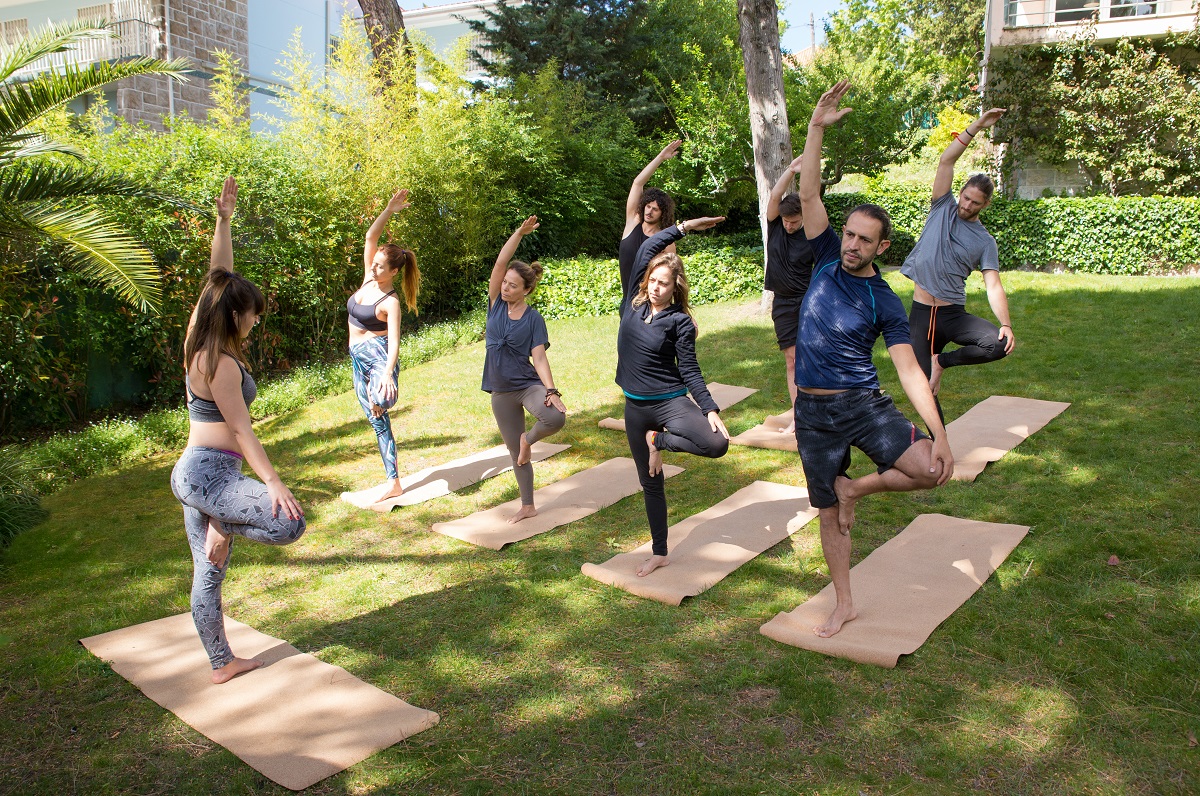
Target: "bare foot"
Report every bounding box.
[205,518,231,566]
[814,603,858,638]
[929,356,944,396]
[212,656,262,684]
[833,475,856,535]
[636,554,670,577]
[516,432,532,466]
[646,430,663,477]
[369,478,404,504]
[780,421,796,435]
[508,504,538,524]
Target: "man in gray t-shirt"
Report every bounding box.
[901,108,1014,420]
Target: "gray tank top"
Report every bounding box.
[186,361,256,423]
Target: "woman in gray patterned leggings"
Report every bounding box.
[170,177,306,684]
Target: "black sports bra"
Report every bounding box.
[347,287,395,332]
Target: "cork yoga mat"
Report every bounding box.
[597,383,758,432]
[80,613,439,791]
[432,457,684,550]
[581,481,818,605]
[728,410,797,452]
[341,442,571,511]
[759,513,1029,668]
[946,395,1071,482]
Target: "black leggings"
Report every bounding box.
[624,395,729,556]
[909,301,1008,423]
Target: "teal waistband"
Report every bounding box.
[623,388,688,402]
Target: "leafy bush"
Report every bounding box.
[532,240,764,319]
[22,311,487,494]
[0,446,47,547]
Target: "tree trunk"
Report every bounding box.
[357,0,409,64]
[737,0,793,312]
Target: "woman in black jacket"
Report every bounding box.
[617,216,730,576]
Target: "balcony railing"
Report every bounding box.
[1003,0,1193,26]
[11,17,160,81]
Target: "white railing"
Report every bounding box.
[11,17,160,80]
[1004,0,1193,26]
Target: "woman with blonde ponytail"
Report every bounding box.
[170,177,306,684]
[345,189,421,506]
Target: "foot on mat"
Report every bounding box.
[813,602,858,638]
[508,504,538,524]
[636,554,670,577]
[212,656,263,684]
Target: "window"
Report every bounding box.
[1054,0,1098,23]
[2,18,28,46]
[77,4,110,24]
[1109,0,1157,17]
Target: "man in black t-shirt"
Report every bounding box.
[619,140,680,288]
[764,154,815,433]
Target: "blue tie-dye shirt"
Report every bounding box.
[794,225,910,390]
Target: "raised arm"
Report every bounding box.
[766,154,803,222]
[801,81,852,240]
[889,343,954,485]
[209,176,237,274]
[932,108,1006,201]
[626,216,725,301]
[624,139,681,236]
[364,189,410,283]
[489,216,539,305]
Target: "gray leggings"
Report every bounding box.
[170,446,306,669]
[490,384,566,504]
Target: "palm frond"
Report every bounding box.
[0,56,192,139]
[0,20,112,84]
[0,134,84,164]
[17,202,162,312]
[0,159,202,211]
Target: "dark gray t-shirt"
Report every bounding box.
[901,192,999,305]
[481,298,550,393]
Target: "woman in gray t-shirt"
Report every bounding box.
[483,216,568,523]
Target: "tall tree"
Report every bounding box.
[737,0,792,265]
[356,0,409,65]
[786,0,936,187]
[0,21,191,310]
[464,0,659,125]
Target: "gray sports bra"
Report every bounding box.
[186,361,256,423]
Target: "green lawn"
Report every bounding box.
[2,272,1197,794]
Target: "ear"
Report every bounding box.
[877,239,891,255]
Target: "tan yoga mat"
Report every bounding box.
[729,410,797,452]
[597,382,758,432]
[431,457,685,550]
[760,513,1029,667]
[580,480,817,605]
[80,613,439,790]
[341,442,571,512]
[947,395,1071,482]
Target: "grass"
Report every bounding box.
[1,272,1198,794]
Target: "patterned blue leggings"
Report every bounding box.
[350,335,400,479]
[170,447,306,669]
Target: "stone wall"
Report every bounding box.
[117,0,249,128]
[1010,157,1091,199]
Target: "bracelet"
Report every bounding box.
[1000,323,1012,329]
[545,387,561,397]
[678,221,688,235]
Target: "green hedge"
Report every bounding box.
[532,239,765,319]
[830,183,1200,274]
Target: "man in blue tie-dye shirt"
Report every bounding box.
[791,81,955,639]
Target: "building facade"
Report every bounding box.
[0,0,500,128]
[983,0,1198,197]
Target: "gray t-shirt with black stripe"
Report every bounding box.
[900,192,999,305]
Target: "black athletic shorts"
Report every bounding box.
[793,388,928,509]
[771,293,804,350]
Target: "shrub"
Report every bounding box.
[0,447,47,547]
